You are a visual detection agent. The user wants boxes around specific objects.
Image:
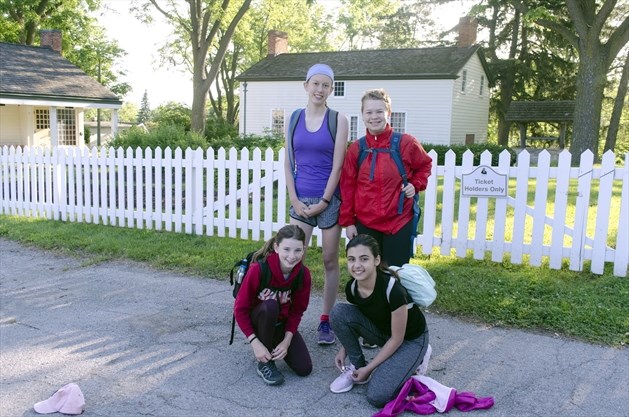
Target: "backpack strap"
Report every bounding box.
[327,109,338,141]
[287,109,303,178]
[356,132,406,214]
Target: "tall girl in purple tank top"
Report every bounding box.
[284,63,349,345]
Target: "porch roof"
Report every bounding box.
[0,42,122,107]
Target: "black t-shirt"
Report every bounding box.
[345,271,426,340]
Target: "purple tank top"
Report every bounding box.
[293,109,335,198]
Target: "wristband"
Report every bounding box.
[321,197,330,205]
[249,336,258,344]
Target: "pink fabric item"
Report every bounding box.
[34,383,85,415]
[372,376,494,417]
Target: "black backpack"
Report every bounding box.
[228,252,305,345]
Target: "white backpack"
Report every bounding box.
[388,264,437,308]
[350,264,437,308]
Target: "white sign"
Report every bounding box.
[461,165,508,198]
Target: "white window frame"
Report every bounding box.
[272,109,285,137]
[461,69,467,93]
[480,75,485,96]
[35,108,50,131]
[390,112,406,133]
[333,81,345,98]
[349,115,359,141]
[57,108,77,146]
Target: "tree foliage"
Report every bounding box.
[134,0,253,134]
[137,90,152,124]
[522,0,629,160]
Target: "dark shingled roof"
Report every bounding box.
[0,42,121,105]
[237,45,494,85]
[505,101,575,122]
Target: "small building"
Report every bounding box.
[505,101,575,149]
[0,30,122,148]
[237,17,494,145]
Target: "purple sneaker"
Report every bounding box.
[318,321,336,345]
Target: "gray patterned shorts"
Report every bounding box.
[289,194,341,229]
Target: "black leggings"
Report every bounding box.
[250,300,312,376]
[356,218,414,267]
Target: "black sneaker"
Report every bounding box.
[257,360,285,385]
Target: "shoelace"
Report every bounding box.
[319,321,330,333]
[261,362,276,378]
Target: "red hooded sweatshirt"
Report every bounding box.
[234,251,311,338]
[340,125,432,235]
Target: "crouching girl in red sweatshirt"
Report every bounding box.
[234,224,313,386]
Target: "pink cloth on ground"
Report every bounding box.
[372,375,494,417]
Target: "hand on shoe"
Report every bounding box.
[252,340,272,362]
[271,342,289,360]
[352,366,371,384]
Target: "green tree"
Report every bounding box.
[524,0,629,161]
[135,0,253,134]
[119,102,139,124]
[337,0,398,49]
[151,102,192,131]
[137,90,152,124]
[604,52,629,153]
[473,1,578,146]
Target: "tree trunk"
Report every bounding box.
[569,47,608,163]
[497,64,515,147]
[604,53,629,153]
[191,75,208,134]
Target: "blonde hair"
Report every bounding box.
[361,88,392,113]
[252,224,306,262]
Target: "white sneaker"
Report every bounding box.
[416,344,432,375]
[330,365,370,393]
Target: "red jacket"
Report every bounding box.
[339,125,432,234]
[234,251,311,338]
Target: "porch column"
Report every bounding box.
[111,110,119,139]
[50,107,58,147]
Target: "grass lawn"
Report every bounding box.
[1,215,627,348]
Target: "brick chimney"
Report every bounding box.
[267,30,288,57]
[457,16,478,47]
[40,29,62,53]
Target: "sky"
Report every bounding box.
[98,0,476,108]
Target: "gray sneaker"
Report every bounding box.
[257,360,285,385]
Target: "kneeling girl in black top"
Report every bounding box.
[329,234,429,407]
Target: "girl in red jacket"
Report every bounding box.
[340,88,432,267]
[234,224,312,386]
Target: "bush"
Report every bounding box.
[206,134,284,154]
[204,118,239,139]
[107,124,206,151]
[424,143,517,166]
[83,125,91,145]
[151,103,191,132]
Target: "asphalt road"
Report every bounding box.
[1,238,627,417]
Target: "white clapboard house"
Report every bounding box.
[237,17,493,145]
[0,30,122,148]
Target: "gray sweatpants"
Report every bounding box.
[330,302,429,408]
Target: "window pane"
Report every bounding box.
[272,109,285,136]
[35,109,50,130]
[334,81,345,97]
[350,116,358,141]
[390,112,406,133]
[57,108,76,146]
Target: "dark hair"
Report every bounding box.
[252,224,306,262]
[345,234,397,277]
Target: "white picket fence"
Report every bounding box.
[1,145,627,277]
